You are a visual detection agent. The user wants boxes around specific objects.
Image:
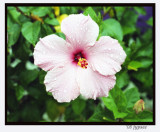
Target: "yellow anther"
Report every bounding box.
[77,58,88,69]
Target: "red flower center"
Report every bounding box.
[72,49,88,69]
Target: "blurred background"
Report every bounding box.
[7,6,153,122]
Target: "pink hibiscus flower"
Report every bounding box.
[33,14,126,102]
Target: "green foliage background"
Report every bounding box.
[7,6,154,122]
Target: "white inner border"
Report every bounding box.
[0,0,159,132]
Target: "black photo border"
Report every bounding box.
[5,3,156,125]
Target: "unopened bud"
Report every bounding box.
[133,99,145,114]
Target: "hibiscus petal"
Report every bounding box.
[44,63,79,102]
[61,14,99,48]
[33,34,70,71]
[77,67,116,99]
[87,36,126,75]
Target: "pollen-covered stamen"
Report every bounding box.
[77,58,88,69]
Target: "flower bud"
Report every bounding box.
[133,99,145,114]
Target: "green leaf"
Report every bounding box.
[8,24,21,47]
[102,86,128,119]
[123,26,136,36]
[101,18,123,41]
[128,61,142,71]
[124,87,140,109]
[135,42,153,59]
[133,7,146,15]
[44,18,59,26]
[116,70,129,88]
[27,86,44,99]
[7,55,11,67]
[72,98,86,115]
[142,29,152,44]
[25,61,38,70]
[138,58,153,68]
[19,14,31,23]
[42,112,52,122]
[21,21,41,45]
[10,59,21,68]
[109,9,115,17]
[114,7,126,21]
[111,86,127,112]
[55,32,66,40]
[128,39,142,57]
[124,110,153,122]
[122,9,138,25]
[7,112,19,122]
[8,7,21,24]
[31,7,52,17]
[41,24,54,37]
[83,7,101,25]
[18,6,35,14]
[46,100,65,121]
[121,9,138,35]
[19,70,39,86]
[7,14,14,29]
[20,102,42,122]
[60,7,80,14]
[131,69,153,87]
[48,12,55,19]
[7,82,19,111]
[146,17,153,26]
[83,7,97,21]
[88,105,115,122]
[39,70,47,84]
[46,100,60,121]
[26,76,47,100]
[13,36,31,61]
[97,12,102,25]
[14,85,28,101]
